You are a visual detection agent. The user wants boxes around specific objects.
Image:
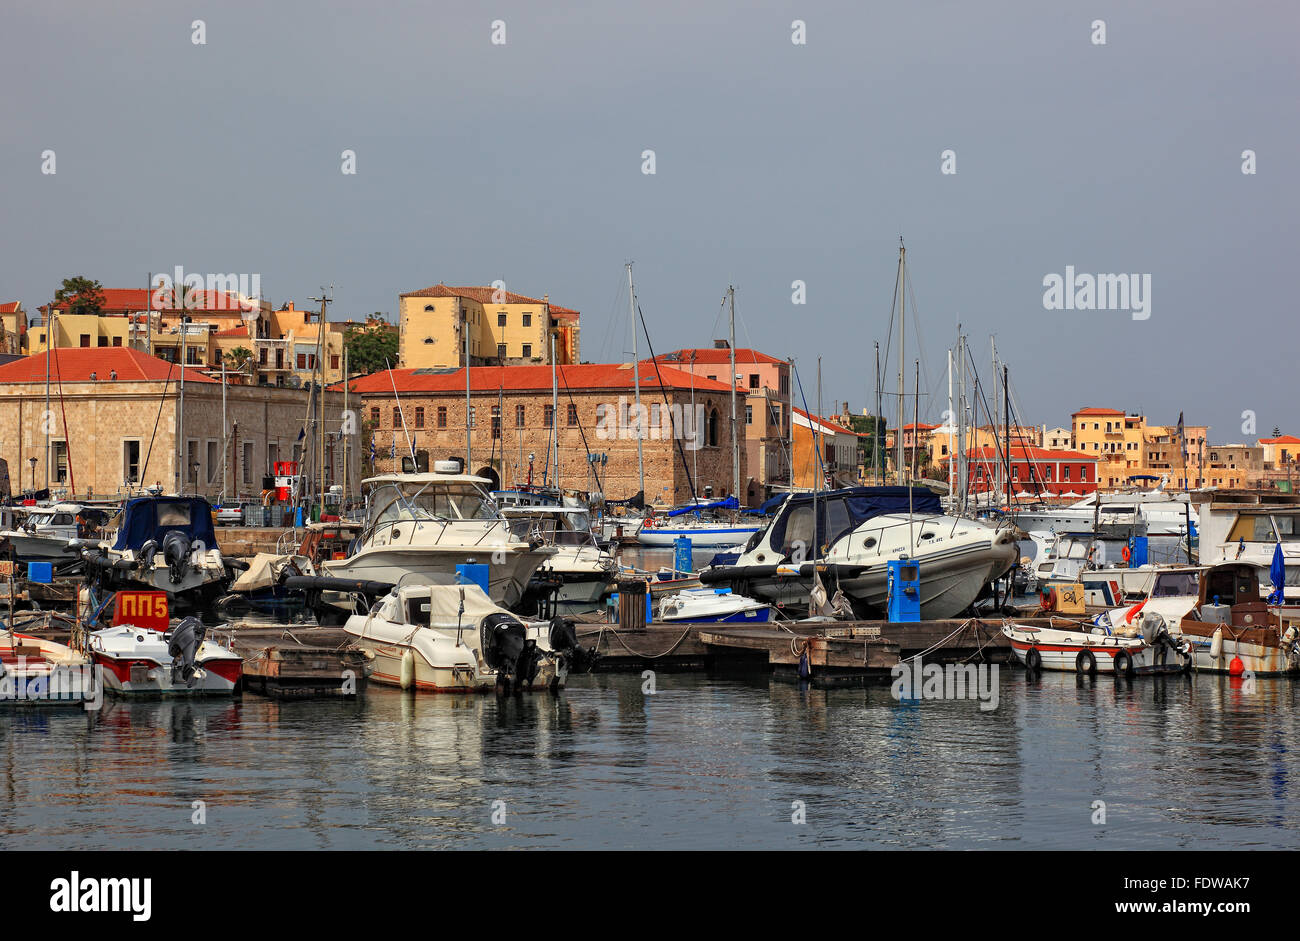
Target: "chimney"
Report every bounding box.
[714,339,729,349]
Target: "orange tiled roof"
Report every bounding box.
[340,363,731,396]
[0,348,217,383]
[49,288,254,314]
[1072,407,1127,417]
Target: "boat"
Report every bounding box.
[1190,490,1300,603]
[637,497,765,548]
[1,502,111,563]
[87,616,243,696]
[1001,617,1191,675]
[342,580,595,692]
[701,486,1020,618]
[1027,529,1182,606]
[499,504,616,609]
[0,632,98,706]
[319,464,557,609]
[658,587,771,623]
[1013,477,1198,538]
[79,496,234,617]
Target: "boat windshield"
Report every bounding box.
[367,482,496,526]
[1151,570,1199,598]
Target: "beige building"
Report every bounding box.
[0,348,356,502]
[1072,407,1208,489]
[0,302,25,355]
[398,284,579,369]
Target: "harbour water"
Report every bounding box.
[2,670,1296,851]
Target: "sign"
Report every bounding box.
[112,591,170,631]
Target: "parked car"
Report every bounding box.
[216,500,258,526]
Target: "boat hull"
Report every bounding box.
[637,526,761,548]
[1002,624,1185,675]
[322,546,551,608]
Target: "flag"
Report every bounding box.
[296,427,305,442]
[1177,411,1187,461]
[390,437,397,461]
[410,432,417,459]
[369,435,376,466]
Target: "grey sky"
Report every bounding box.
[2,1,1295,441]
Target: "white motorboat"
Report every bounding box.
[1,502,110,562]
[79,496,234,617]
[1013,478,1197,537]
[500,505,616,609]
[1190,491,1300,603]
[1026,530,1187,606]
[0,632,98,706]
[658,587,771,624]
[1001,617,1190,675]
[703,486,1019,618]
[320,465,557,609]
[343,581,594,692]
[87,616,242,696]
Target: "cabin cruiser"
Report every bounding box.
[1013,477,1197,537]
[637,497,764,548]
[1027,530,1190,606]
[0,502,111,562]
[701,486,1020,618]
[80,496,234,616]
[1190,491,1300,603]
[343,580,595,692]
[320,465,557,609]
[88,616,243,696]
[499,505,616,609]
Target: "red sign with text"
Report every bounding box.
[112,591,170,631]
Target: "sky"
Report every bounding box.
[1,0,1295,442]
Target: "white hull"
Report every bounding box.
[1002,622,1186,674]
[322,545,551,609]
[637,524,761,548]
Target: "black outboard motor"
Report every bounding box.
[162,530,192,584]
[481,612,527,691]
[167,616,207,687]
[549,617,599,673]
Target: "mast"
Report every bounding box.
[464,302,471,471]
[873,341,881,485]
[689,351,698,494]
[626,263,644,499]
[44,303,52,491]
[728,286,740,504]
[1004,364,1011,511]
[550,329,559,489]
[947,347,954,509]
[991,337,1000,500]
[178,309,186,495]
[815,357,821,555]
[221,356,227,503]
[895,239,906,485]
[342,344,349,503]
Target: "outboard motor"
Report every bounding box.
[549,616,599,673]
[167,616,207,687]
[481,612,527,690]
[162,530,192,584]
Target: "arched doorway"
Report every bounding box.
[475,465,501,490]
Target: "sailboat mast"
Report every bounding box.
[947,347,954,509]
[896,239,906,485]
[626,263,644,499]
[728,286,739,504]
[550,330,559,488]
[874,341,881,485]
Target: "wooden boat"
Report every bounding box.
[0,632,98,706]
[1001,617,1190,675]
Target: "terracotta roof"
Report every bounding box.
[0,348,217,384]
[400,284,579,316]
[1072,407,1127,417]
[1261,435,1300,445]
[339,363,733,396]
[653,348,784,366]
[213,325,250,338]
[902,422,939,432]
[792,406,848,435]
[49,288,254,314]
[0,302,21,314]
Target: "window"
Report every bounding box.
[370,407,380,425]
[515,404,526,427]
[260,348,269,365]
[112,336,121,346]
[708,409,719,447]
[186,346,199,365]
[567,403,578,426]
[331,354,339,370]
[123,440,141,484]
[491,405,501,439]
[544,404,554,428]
[393,407,401,428]
[1063,467,1071,481]
[521,343,532,359]
[497,343,507,359]
[468,406,476,428]
[414,407,424,429]
[437,406,447,428]
[497,313,507,326]
[297,353,307,369]
[52,441,68,482]
[79,334,90,347]
[745,405,753,425]
[749,374,759,389]
[98,336,107,347]
[522,313,532,327]
[206,440,219,484]
[779,374,789,394]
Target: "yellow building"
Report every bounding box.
[1072,407,1209,489]
[0,302,26,354]
[398,284,579,369]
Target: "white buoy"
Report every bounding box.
[400,649,415,690]
[1210,627,1224,660]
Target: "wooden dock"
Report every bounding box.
[223,622,367,699]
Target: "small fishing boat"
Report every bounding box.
[87,616,242,696]
[343,581,595,693]
[658,587,771,624]
[0,632,98,706]
[1001,616,1191,675]
[1,502,111,563]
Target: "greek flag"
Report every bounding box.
[410,432,417,459]
[390,437,397,462]
[369,435,376,465]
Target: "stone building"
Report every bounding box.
[0,348,357,502]
[344,362,745,506]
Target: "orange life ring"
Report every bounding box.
[1122,545,1132,563]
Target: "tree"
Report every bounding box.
[53,276,105,317]
[344,316,398,376]
[1274,426,1283,438]
[224,346,253,374]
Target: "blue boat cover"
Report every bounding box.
[766,486,943,557]
[112,496,218,552]
[666,496,740,517]
[1268,541,1286,605]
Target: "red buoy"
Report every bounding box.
[1229,656,1245,676]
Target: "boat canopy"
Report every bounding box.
[766,486,943,557]
[112,496,217,551]
[666,496,739,517]
[745,493,790,516]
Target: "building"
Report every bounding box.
[397,284,579,369]
[1257,434,1300,490]
[343,363,744,506]
[791,407,857,489]
[648,345,792,498]
[1072,407,1207,489]
[1042,426,1072,450]
[1199,443,1263,490]
[0,348,355,502]
[943,446,1099,498]
[0,302,25,355]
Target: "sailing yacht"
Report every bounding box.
[319,463,556,609]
